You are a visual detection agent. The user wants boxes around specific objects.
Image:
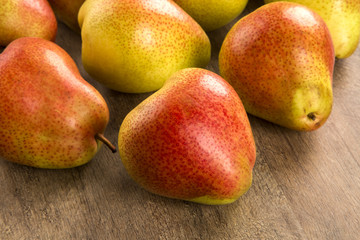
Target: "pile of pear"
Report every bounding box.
[0,0,359,205]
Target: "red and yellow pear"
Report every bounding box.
[219,2,334,131]
[265,0,360,58]
[0,0,57,46]
[0,37,115,169]
[118,68,256,205]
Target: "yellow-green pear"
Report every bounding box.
[173,0,248,32]
[265,0,360,58]
[219,2,334,131]
[78,0,211,93]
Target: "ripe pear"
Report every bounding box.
[173,0,248,32]
[0,0,57,46]
[219,2,334,131]
[0,37,115,169]
[48,0,85,32]
[78,0,211,93]
[264,0,360,58]
[118,68,256,205]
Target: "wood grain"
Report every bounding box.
[1,0,359,239]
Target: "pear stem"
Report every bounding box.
[95,133,117,153]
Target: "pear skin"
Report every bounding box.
[48,0,85,32]
[118,68,256,205]
[265,0,360,58]
[0,37,113,169]
[78,0,211,93]
[219,2,334,131]
[173,0,248,32]
[0,0,57,46]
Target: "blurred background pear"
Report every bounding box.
[0,0,57,46]
[48,0,85,32]
[173,0,248,31]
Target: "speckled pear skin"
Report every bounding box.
[265,0,360,58]
[118,68,256,205]
[0,37,110,169]
[78,0,211,93]
[0,0,57,46]
[173,0,248,32]
[48,0,85,32]
[219,2,334,131]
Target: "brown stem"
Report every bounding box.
[95,133,117,153]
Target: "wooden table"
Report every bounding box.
[1,0,359,239]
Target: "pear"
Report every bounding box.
[78,0,211,93]
[219,2,334,131]
[0,37,115,169]
[118,68,256,205]
[48,0,85,32]
[264,0,360,58]
[0,0,57,46]
[173,0,248,32]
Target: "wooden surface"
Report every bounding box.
[1,1,360,239]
